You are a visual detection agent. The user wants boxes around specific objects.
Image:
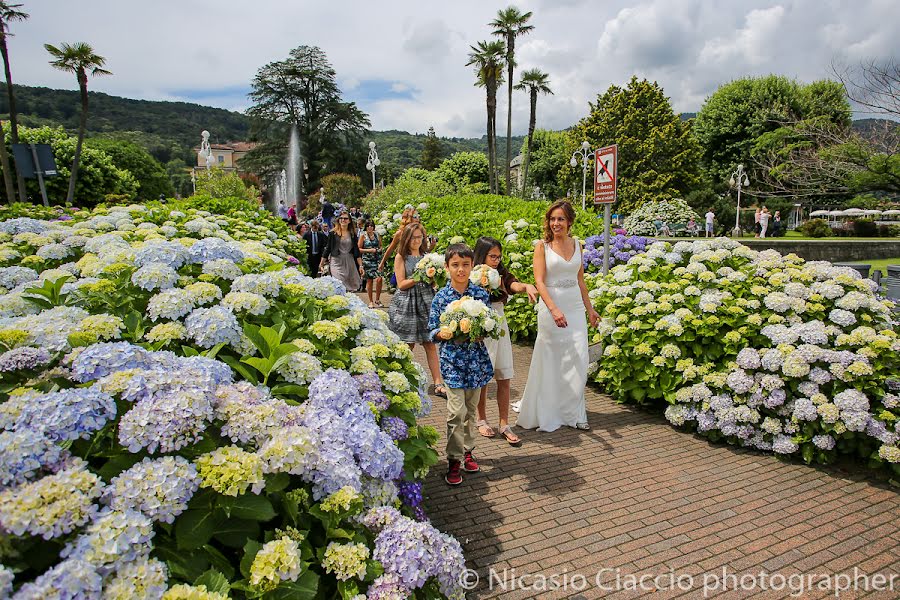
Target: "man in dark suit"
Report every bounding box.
[302,221,327,277]
[320,192,335,229]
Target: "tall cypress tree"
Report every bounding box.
[420,126,442,170]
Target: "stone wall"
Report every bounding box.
[736,239,900,262]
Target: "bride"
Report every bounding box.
[516,200,599,432]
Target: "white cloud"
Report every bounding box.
[9,0,899,138]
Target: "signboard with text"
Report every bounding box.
[593,144,617,204]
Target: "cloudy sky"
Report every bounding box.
[12,0,899,138]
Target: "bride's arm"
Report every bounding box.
[577,261,600,328]
[533,242,567,328]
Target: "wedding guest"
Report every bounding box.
[303,221,326,278]
[358,220,384,308]
[472,236,538,446]
[320,211,363,290]
[428,243,493,486]
[388,222,445,398]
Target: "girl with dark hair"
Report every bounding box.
[387,223,446,397]
[358,220,384,308]
[516,200,599,432]
[472,236,538,446]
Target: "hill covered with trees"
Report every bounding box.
[1,84,526,176]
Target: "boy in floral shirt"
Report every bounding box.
[428,243,494,485]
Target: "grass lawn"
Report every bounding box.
[846,257,900,277]
[731,231,900,241]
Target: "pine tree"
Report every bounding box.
[421,126,442,170]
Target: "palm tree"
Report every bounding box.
[44,42,111,204]
[514,69,552,198]
[491,6,533,196]
[0,1,28,203]
[466,40,505,194]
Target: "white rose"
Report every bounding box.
[484,317,496,331]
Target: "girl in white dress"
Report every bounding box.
[516,200,600,432]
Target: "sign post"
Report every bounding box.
[593,144,618,275]
[11,143,57,207]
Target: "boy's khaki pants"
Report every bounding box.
[446,387,481,462]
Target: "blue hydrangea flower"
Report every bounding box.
[117,389,214,454]
[131,262,179,291]
[0,428,69,488]
[134,240,190,269]
[0,266,39,290]
[10,386,116,443]
[13,558,102,599]
[381,416,409,441]
[188,237,245,264]
[184,305,241,348]
[103,456,200,523]
[71,342,154,382]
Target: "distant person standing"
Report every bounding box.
[277,200,289,222]
[754,208,762,238]
[303,221,327,278]
[759,207,770,238]
[705,209,715,238]
[772,211,782,236]
[320,192,335,229]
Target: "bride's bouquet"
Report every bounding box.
[438,296,505,342]
[469,264,502,299]
[412,253,447,288]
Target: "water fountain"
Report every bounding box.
[270,125,302,215]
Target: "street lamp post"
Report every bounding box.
[729,164,750,237]
[366,141,380,190]
[570,141,592,210]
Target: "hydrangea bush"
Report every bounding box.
[0,202,464,599]
[588,238,900,472]
[582,233,653,274]
[621,198,700,236]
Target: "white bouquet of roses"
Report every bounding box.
[438,295,505,342]
[412,253,447,288]
[469,264,503,299]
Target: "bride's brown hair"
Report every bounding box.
[543,200,576,242]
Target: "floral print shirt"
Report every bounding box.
[428,282,494,389]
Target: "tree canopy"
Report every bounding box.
[693,75,851,186]
[86,137,174,199]
[245,45,370,191]
[566,77,703,212]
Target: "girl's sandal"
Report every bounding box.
[498,425,521,446]
[476,419,495,438]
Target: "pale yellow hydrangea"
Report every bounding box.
[321,542,369,581]
[250,536,303,591]
[196,445,265,496]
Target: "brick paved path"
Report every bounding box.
[407,340,900,600]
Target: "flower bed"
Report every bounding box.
[0,201,464,598]
[621,198,699,236]
[588,238,900,472]
[582,233,653,273]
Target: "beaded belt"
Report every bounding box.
[546,279,577,289]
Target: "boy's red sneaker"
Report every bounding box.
[445,460,462,486]
[463,451,480,473]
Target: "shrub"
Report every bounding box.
[877,224,900,237]
[799,218,832,238]
[0,201,462,598]
[194,166,258,202]
[589,238,899,473]
[319,173,367,209]
[622,199,700,236]
[851,218,878,237]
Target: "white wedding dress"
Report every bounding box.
[516,240,589,432]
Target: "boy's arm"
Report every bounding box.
[428,290,445,341]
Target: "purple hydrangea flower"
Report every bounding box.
[381,416,409,441]
[0,346,52,372]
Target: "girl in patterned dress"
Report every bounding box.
[358,220,384,308]
[387,223,446,397]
